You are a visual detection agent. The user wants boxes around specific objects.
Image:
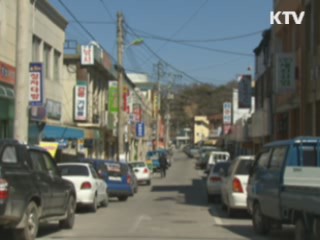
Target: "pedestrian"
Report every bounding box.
[159,153,167,178]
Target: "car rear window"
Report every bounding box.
[235,159,253,175]
[105,162,127,177]
[130,162,145,168]
[59,165,89,176]
[213,162,230,173]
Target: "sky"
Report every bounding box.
[49,0,273,86]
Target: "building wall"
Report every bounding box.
[194,116,209,144]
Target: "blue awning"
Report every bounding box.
[42,125,84,140]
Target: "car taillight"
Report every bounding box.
[0,179,9,200]
[233,178,243,193]
[127,175,132,184]
[81,182,92,189]
[143,168,149,173]
[210,176,221,182]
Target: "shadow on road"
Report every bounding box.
[151,178,208,207]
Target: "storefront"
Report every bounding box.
[0,61,16,138]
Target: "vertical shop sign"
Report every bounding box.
[74,84,87,121]
[29,63,44,106]
[108,81,118,113]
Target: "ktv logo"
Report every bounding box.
[270,11,305,25]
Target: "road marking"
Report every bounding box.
[129,215,152,233]
[210,206,224,226]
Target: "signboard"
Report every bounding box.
[238,75,252,108]
[29,106,46,121]
[136,122,145,138]
[74,85,87,121]
[29,63,44,106]
[39,141,59,158]
[81,45,94,65]
[133,103,142,122]
[0,61,16,85]
[46,99,61,120]
[108,81,118,113]
[275,53,295,92]
[123,86,130,113]
[223,102,232,124]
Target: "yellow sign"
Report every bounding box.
[39,141,59,158]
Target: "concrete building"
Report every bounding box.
[193,116,210,144]
[63,42,116,158]
[127,73,154,161]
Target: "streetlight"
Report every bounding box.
[116,12,144,162]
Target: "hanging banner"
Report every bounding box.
[74,84,88,121]
[29,63,44,106]
[108,81,118,113]
[123,86,130,113]
[133,103,141,122]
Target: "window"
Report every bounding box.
[42,152,59,176]
[53,50,60,81]
[270,146,287,170]
[32,36,41,61]
[89,166,99,179]
[1,146,17,163]
[59,165,89,176]
[235,159,254,175]
[29,151,47,172]
[257,149,271,168]
[297,144,318,167]
[43,44,51,79]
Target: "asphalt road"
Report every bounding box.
[5,150,295,240]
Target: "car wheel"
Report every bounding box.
[252,203,270,235]
[227,205,235,218]
[101,193,109,208]
[59,195,76,229]
[90,194,98,212]
[207,194,215,203]
[14,202,39,240]
[294,218,310,240]
[118,196,128,202]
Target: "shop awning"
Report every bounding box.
[0,85,14,99]
[42,125,84,140]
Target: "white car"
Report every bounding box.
[58,162,108,212]
[205,151,230,173]
[206,161,231,203]
[129,161,151,185]
[220,155,255,217]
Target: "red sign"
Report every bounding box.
[0,61,16,85]
[29,72,41,102]
[123,87,130,113]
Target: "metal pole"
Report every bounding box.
[14,0,30,143]
[117,12,124,161]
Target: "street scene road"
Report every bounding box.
[27,150,293,240]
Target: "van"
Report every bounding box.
[206,151,230,173]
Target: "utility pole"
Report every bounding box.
[14,0,30,143]
[117,12,124,161]
[155,61,163,150]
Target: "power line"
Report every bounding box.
[125,23,208,85]
[142,0,209,65]
[68,20,115,25]
[129,27,263,43]
[99,0,115,21]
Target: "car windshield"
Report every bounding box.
[58,165,89,176]
[235,159,253,175]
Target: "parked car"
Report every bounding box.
[0,140,76,240]
[220,155,255,217]
[206,161,231,203]
[82,159,134,201]
[129,161,152,185]
[247,137,320,240]
[58,162,108,212]
[205,151,230,173]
